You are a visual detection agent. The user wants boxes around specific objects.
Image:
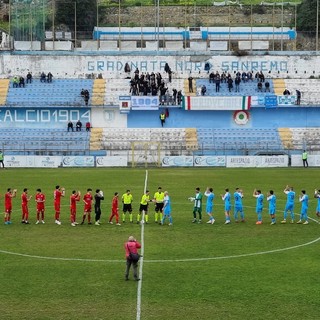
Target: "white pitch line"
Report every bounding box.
[136,170,148,320]
[0,229,319,264]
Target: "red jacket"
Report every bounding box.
[125,240,141,258]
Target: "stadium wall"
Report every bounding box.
[0,53,320,79]
[0,107,317,130]
[127,108,320,129]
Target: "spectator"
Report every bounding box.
[227,78,233,92]
[201,85,207,96]
[67,121,74,132]
[164,63,170,73]
[215,75,221,92]
[188,76,194,93]
[86,122,91,132]
[12,76,19,88]
[172,89,177,105]
[265,81,270,92]
[259,71,265,82]
[257,82,263,92]
[177,90,182,105]
[84,90,90,106]
[235,76,241,92]
[40,72,46,83]
[47,72,53,83]
[204,62,210,73]
[76,120,82,131]
[283,88,290,96]
[168,68,172,83]
[160,111,166,127]
[26,72,32,84]
[19,76,25,88]
[124,63,131,73]
[209,72,215,84]
[296,89,301,105]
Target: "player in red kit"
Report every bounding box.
[70,190,81,226]
[4,188,17,225]
[109,192,121,225]
[21,188,32,224]
[81,188,93,225]
[35,188,46,224]
[54,185,65,225]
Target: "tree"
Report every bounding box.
[55,0,97,32]
[296,0,319,32]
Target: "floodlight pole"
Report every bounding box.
[74,1,77,48]
[97,0,100,50]
[316,0,319,52]
[118,0,121,50]
[281,1,284,51]
[157,0,160,51]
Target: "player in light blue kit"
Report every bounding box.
[253,189,264,225]
[281,185,295,224]
[297,190,309,225]
[267,190,276,225]
[204,187,215,224]
[221,188,231,224]
[314,189,320,218]
[161,191,172,226]
[234,188,245,222]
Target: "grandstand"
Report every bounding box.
[0,3,319,167]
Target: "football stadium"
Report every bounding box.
[0,1,319,319]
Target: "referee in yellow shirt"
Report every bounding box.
[122,189,133,223]
[137,190,152,224]
[153,187,165,224]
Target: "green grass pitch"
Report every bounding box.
[0,167,319,320]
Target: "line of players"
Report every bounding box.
[3,186,171,226]
[189,185,320,225]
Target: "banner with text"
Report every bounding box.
[0,108,90,128]
[227,155,288,167]
[96,156,128,167]
[161,156,193,167]
[62,156,94,167]
[183,96,251,111]
[193,156,226,167]
[4,156,62,168]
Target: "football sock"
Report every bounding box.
[145,214,148,222]
[159,212,163,221]
[129,213,133,222]
[257,213,262,221]
[240,212,245,220]
[122,213,125,222]
[283,211,287,220]
[155,212,158,222]
[137,214,141,222]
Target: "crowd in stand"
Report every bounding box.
[67,120,91,132]
[129,65,182,106]
[11,72,53,87]
[204,70,268,94]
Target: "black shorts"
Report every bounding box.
[139,204,148,213]
[155,202,164,212]
[123,203,132,213]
